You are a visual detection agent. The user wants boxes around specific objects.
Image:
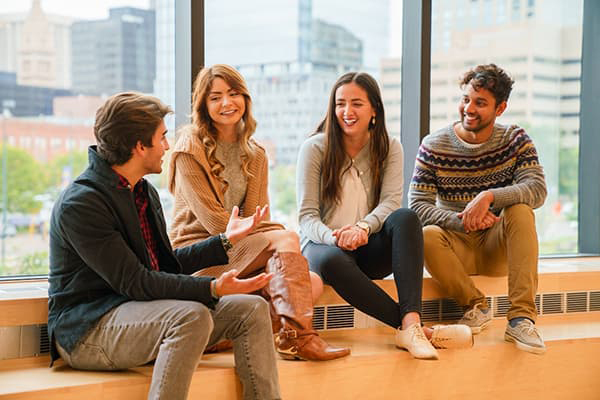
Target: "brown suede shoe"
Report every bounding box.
[275,329,350,361]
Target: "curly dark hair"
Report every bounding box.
[94,92,172,165]
[460,64,514,106]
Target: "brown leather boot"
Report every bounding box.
[266,252,351,361]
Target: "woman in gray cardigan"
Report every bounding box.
[296,72,472,359]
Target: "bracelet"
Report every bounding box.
[210,280,220,300]
[219,233,233,252]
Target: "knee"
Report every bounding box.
[271,230,301,252]
[386,208,422,233]
[179,302,214,337]
[308,247,349,283]
[227,294,270,321]
[309,271,324,300]
[422,225,448,252]
[502,204,535,226]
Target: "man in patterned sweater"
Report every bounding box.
[408,64,547,354]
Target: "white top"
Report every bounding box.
[327,161,369,229]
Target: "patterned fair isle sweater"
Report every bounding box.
[408,122,547,232]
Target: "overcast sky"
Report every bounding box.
[0,0,151,20]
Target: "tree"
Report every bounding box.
[45,150,88,189]
[269,164,297,216]
[0,144,47,213]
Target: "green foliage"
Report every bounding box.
[558,145,578,201]
[17,251,49,275]
[269,165,297,215]
[0,144,47,213]
[45,150,88,188]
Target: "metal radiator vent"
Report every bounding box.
[494,296,510,317]
[39,324,50,354]
[542,293,564,314]
[590,291,600,312]
[566,292,588,313]
[312,306,325,330]
[325,305,354,329]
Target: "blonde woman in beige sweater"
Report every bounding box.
[168,64,349,361]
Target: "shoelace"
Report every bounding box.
[463,303,484,319]
[410,324,427,341]
[518,321,540,338]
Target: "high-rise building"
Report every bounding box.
[0,71,72,117]
[71,7,156,95]
[0,0,73,89]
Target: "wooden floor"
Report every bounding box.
[1,313,599,400]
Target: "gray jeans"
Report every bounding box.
[56,295,281,400]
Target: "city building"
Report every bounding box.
[0,71,72,117]
[71,7,156,96]
[0,0,73,89]
[0,116,93,163]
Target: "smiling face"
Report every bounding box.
[141,119,169,175]
[334,82,376,141]
[459,82,506,135]
[205,77,246,133]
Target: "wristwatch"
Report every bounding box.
[219,233,233,252]
[355,221,370,235]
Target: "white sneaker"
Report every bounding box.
[504,319,546,355]
[459,303,492,334]
[395,323,439,360]
[430,324,474,349]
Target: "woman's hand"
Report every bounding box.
[224,205,268,245]
[333,225,368,251]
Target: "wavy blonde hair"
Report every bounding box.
[190,64,258,192]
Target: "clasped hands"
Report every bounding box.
[457,191,500,233]
[333,224,368,251]
[213,205,272,296]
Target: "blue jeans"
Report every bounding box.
[304,208,424,328]
[56,295,281,400]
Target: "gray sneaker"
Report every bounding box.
[504,319,546,354]
[458,303,492,334]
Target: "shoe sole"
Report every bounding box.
[395,344,439,360]
[468,319,491,335]
[504,333,546,355]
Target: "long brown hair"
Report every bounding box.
[314,72,389,208]
[190,64,258,190]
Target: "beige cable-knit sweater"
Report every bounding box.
[168,126,283,277]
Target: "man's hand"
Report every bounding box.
[214,269,272,297]
[458,191,498,232]
[225,205,268,245]
[333,225,368,251]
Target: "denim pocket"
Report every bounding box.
[71,343,117,371]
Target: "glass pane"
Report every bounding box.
[0,0,170,277]
[205,0,402,229]
[430,0,582,255]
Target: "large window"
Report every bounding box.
[204,0,402,229]
[430,0,583,254]
[0,0,168,277]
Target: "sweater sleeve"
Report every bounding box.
[363,138,404,235]
[408,144,465,231]
[296,138,336,246]
[256,152,273,221]
[172,152,230,235]
[488,132,547,210]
